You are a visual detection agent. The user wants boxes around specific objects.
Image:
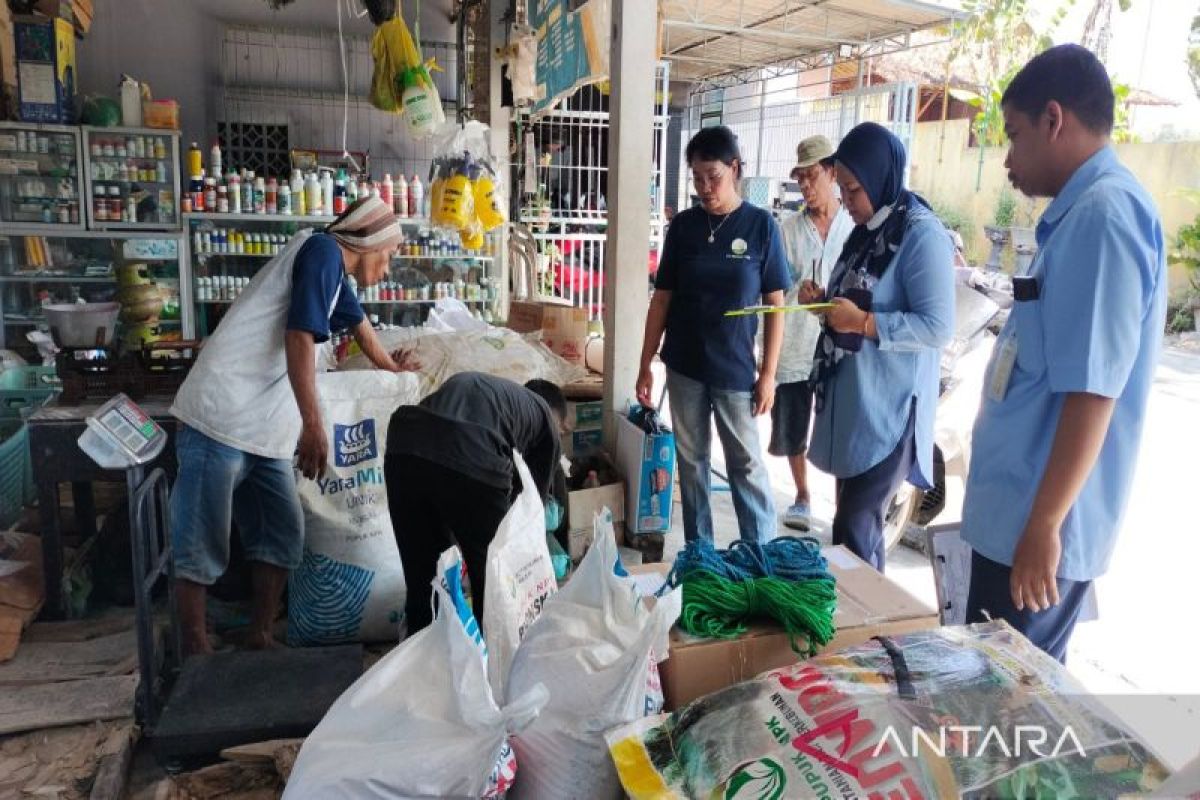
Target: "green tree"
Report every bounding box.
[1189,12,1200,100]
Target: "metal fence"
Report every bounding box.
[512,62,672,320]
[680,74,919,210]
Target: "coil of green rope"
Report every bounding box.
[678,570,838,657]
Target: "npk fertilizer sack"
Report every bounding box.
[607,621,1170,799]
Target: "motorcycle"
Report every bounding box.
[882,273,1008,552]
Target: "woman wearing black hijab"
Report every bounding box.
[800,122,955,570]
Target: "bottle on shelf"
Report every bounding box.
[266,177,278,215]
[278,176,292,215]
[409,175,424,220]
[187,142,202,177]
[204,177,217,211]
[229,173,242,214]
[395,173,409,218]
[381,174,394,207]
[305,172,321,215]
[333,172,347,216]
[321,171,334,217]
[241,170,254,215]
[210,140,222,179]
[291,170,305,216]
[217,183,229,213]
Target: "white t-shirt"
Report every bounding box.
[776,206,854,385]
[172,229,335,459]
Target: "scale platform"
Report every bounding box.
[150,644,363,766]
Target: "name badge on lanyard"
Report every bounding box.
[987,246,1044,402]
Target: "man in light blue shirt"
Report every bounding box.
[961,45,1167,662]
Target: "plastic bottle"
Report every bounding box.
[278,177,292,215]
[290,170,305,216]
[409,175,424,220]
[189,175,204,212]
[381,174,394,208]
[187,142,202,177]
[204,177,217,212]
[395,173,409,218]
[241,171,254,215]
[253,176,266,214]
[228,174,242,214]
[210,141,222,179]
[266,177,278,214]
[333,175,347,215]
[321,172,334,217]
[217,184,229,213]
[401,70,445,138]
[305,172,321,214]
[120,76,143,127]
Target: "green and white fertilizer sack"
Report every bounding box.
[289,371,420,645]
[607,622,1170,799]
[284,547,548,799]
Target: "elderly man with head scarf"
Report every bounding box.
[169,196,418,656]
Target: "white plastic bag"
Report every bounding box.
[506,510,682,799]
[285,547,549,799]
[482,451,558,701]
[289,371,421,645]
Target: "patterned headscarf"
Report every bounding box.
[326,195,403,253]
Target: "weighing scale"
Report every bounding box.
[79,394,362,768]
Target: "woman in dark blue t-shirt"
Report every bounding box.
[636,126,791,543]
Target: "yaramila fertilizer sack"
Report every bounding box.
[289,370,420,645]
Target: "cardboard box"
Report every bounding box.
[565,475,624,562]
[615,414,675,534]
[14,15,75,124]
[506,300,590,366]
[659,545,940,709]
[566,399,603,430]
[561,427,603,457]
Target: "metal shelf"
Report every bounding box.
[195,251,275,258]
[0,274,116,283]
[392,254,495,262]
[0,225,172,239]
[184,211,434,226]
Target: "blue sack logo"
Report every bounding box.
[334,419,377,467]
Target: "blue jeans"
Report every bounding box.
[169,424,305,585]
[666,369,776,544]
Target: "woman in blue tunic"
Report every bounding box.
[801,122,955,570]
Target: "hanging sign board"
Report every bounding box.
[530,0,610,114]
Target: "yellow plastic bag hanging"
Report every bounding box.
[370,16,421,113]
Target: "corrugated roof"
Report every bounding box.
[662,0,963,84]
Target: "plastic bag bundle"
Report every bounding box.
[606,622,1170,799]
[429,121,507,248]
[507,511,682,799]
[369,12,445,138]
[284,547,549,799]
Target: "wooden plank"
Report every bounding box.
[0,719,134,799]
[220,738,305,766]
[89,723,137,800]
[0,629,136,686]
[0,676,136,735]
[25,609,135,644]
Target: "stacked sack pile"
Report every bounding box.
[668,535,837,656]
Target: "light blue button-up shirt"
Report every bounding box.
[961,146,1166,582]
[809,202,955,487]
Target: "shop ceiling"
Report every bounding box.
[661,0,965,89]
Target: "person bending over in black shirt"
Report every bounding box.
[385,372,567,633]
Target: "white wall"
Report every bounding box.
[75,0,456,152]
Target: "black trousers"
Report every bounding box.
[966,552,1092,664]
[385,454,513,634]
[832,406,917,571]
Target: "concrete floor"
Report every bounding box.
[658,335,1200,769]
